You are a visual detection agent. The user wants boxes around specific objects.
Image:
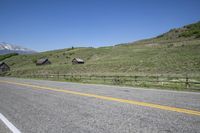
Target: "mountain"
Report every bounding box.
[0,42,36,55]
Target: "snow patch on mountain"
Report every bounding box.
[0,42,36,54]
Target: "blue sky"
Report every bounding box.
[0,0,200,51]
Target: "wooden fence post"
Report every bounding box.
[71,75,73,81]
[134,76,137,82]
[185,76,189,88]
[156,76,159,83]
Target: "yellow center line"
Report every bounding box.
[1,80,200,116]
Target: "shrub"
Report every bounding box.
[32,59,37,63]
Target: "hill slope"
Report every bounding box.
[2,21,200,77]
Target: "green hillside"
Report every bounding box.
[0,53,18,61]
[2,22,200,78]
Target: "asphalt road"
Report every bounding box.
[0,77,200,133]
[0,118,11,133]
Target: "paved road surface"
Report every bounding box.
[0,77,200,133]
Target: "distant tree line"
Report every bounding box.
[0,53,19,61]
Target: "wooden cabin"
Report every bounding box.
[0,62,10,72]
[36,58,51,65]
[72,58,84,64]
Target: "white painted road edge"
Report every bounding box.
[0,113,21,133]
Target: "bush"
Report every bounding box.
[195,33,200,38]
[179,22,200,38]
[32,58,37,63]
[179,30,200,38]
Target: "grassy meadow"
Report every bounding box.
[2,39,200,77]
[1,21,200,90]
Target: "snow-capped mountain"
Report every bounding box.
[0,42,36,55]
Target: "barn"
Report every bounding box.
[36,58,51,65]
[0,62,10,72]
[72,58,84,64]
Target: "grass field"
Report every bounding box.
[1,21,200,90]
[3,39,200,77]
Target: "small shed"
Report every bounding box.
[0,62,10,72]
[72,58,84,64]
[36,58,51,65]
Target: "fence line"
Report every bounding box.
[1,71,199,89]
[8,73,200,89]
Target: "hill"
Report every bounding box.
[0,53,19,61]
[125,21,200,46]
[1,21,200,78]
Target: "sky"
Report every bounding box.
[0,0,200,52]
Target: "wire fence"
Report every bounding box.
[8,73,200,90]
